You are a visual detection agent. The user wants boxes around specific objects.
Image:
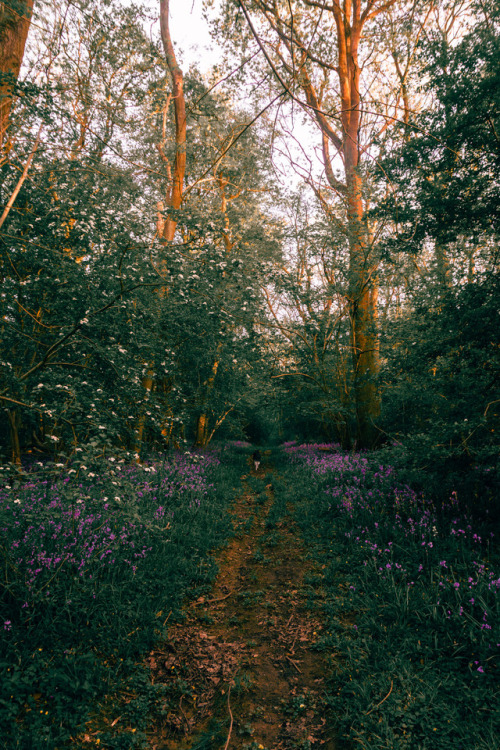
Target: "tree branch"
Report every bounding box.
[0,124,43,231]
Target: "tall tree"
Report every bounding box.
[135,0,188,455]
[216,0,431,446]
[157,0,187,243]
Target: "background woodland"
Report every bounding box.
[1,0,498,504]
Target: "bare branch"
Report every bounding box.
[0,124,43,231]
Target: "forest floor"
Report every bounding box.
[146,453,338,750]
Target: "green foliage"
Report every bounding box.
[380,273,499,510]
[283,445,500,750]
[376,1,500,253]
[0,448,244,748]
[0,0,284,460]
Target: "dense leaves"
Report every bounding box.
[380,272,500,507]
[376,1,500,252]
[0,447,244,747]
[0,0,281,461]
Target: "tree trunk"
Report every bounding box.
[194,350,222,447]
[345,178,380,448]
[158,0,186,243]
[0,0,33,153]
[339,16,380,448]
[435,243,452,291]
[135,0,187,458]
[7,408,22,466]
[195,413,208,447]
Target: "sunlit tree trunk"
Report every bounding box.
[435,243,452,291]
[0,0,33,154]
[322,2,381,447]
[135,0,187,457]
[157,0,186,244]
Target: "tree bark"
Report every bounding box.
[435,243,452,291]
[7,408,22,466]
[315,1,381,447]
[195,349,222,447]
[0,0,33,153]
[195,413,208,447]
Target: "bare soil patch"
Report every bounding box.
[146,455,337,750]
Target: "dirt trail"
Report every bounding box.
[147,454,337,750]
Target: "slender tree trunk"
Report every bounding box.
[195,413,208,447]
[7,408,21,465]
[195,350,222,447]
[435,243,452,290]
[345,158,380,447]
[158,0,186,244]
[0,0,33,153]
[135,0,187,457]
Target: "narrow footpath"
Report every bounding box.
[146,453,337,750]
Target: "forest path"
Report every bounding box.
[146,453,337,750]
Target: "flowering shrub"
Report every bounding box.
[283,443,499,749]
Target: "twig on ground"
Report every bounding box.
[190,591,234,607]
[179,695,190,735]
[286,654,302,673]
[365,679,394,715]
[223,682,234,750]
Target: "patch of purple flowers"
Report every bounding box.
[285,442,499,672]
[0,450,221,612]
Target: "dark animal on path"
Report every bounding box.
[252,450,261,472]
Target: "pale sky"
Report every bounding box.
[165,0,222,72]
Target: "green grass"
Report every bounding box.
[277,444,500,750]
[0,447,245,749]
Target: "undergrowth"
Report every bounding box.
[279,442,500,749]
[0,446,246,749]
